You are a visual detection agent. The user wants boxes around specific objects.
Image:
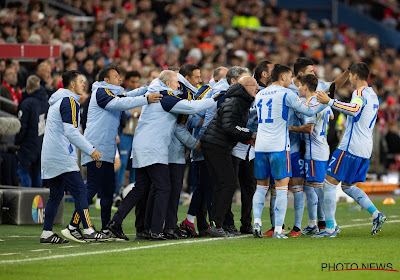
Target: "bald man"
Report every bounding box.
[36,61,54,98]
[201,76,258,237]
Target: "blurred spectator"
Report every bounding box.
[0,0,400,170]
[35,61,54,99]
[0,66,21,115]
[385,122,400,154]
[0,117,21,186]
[15,75,48,187]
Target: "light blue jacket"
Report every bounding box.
[168,123,199,164]
[41,89,95,179]
[131,79,216,168]
[197,78,229,139]
[81,81,148,165]
[168,75,200,164]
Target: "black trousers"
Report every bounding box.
[71,161,114,230]
[203,148,238,228]
[145,164,185,230]
[188,160,213,230]
[232,156,256,227]
[134,186,149,233]
[113,164,169,232]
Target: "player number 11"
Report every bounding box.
[258,98,274,123]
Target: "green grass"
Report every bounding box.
[0,200,399,280]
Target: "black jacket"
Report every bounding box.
[14,87,49,164]
[201,83,254,153]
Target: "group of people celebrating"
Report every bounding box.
[39,57,386,244]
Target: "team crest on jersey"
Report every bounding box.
[96,161,102,168]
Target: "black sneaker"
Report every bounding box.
[240,225,254,235]
[223,225,241,236]
[149,232,167,241]
[135,229,150,240]
[198,228,210,237]
[107,220,129,241]
[40,233,69,244]
[173,228,187,239]
[83,230,110,242]
[208,225,231,238]
[164,228,187,239]
[61,226,86,243]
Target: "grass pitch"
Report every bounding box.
[0,198,399,280]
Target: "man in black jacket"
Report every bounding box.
[202,76,258,237]
[15,75,49,187]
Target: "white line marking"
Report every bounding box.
[0,236,247,264]
[340,219,400,229]
[0,253,20,256]
[59,246,78,249]
[7,236,37,238]
[388,215,399,218]
[0,239,4,242]
[350,219,368,222]
[30,249,51,252]
[1,220,399,265]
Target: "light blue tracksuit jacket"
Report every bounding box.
[131,78,216,168]
[41,89,95,179]
[81,81,148,165]
[168,74,200,164]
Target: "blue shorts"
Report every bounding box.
[255,151,291,180]
[326,149,370,185]
[305,159,327,183]
[291,152,304,178]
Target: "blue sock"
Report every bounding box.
[270,192,276,227]
[323,180,337,230]
[292,185,304,229]
[252,186,268,226]
[274,187,288,228]
[314,185,325,222]
[342,185,378,216]
[304,185,317,223]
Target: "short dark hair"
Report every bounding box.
[125,71,141,80]
[62,70,81,88]
[298,74,318,92]
[179,63,199,78]
[271,64,292,83]
[294,57,314,76]
[349,62,369,81]
[98,65,119,81]
[254,60,272,82]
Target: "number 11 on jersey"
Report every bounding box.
[258,98,274,123]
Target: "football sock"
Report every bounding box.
[304,184,318,224]
[313,184,325,222]
[270,189,277,227]
[291,185,304,229]
[342,185,379,218]
[323,179,337,231]
[41,230,54,239]
[68,224,77,230]
[275,225,282,234]
[187,214,195,224]
[252,185,268,225]
[274,186,288,231]
[84,227,95,235]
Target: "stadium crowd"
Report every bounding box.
[0,0,393,242]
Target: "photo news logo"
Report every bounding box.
[321,263,399,272]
